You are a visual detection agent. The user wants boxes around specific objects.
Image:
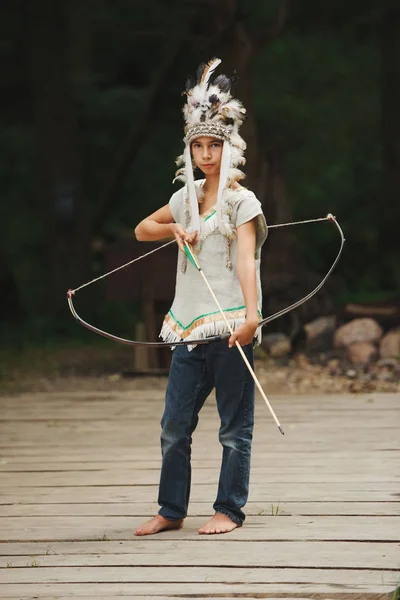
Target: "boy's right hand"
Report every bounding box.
[171,223,198,252]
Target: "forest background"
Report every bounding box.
[0,0,399,376]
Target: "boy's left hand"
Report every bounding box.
[229,319,259,348]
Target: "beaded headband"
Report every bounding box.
[184,122,230,145]
[174,58,247,239]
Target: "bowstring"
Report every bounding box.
[71,215,333,294]
[267,215,332,228]
[71,239,176,293]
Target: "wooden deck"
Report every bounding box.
[0,384,399,599]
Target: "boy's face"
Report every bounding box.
[191,137,223,176]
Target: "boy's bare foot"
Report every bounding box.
[134,515,183,536]
[198,512,240,535]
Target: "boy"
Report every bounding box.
[134,58,267,535]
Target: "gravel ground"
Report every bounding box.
[1,350,398,395]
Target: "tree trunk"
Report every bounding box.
[213,3,333,331]
[27,0,91,317]
[381,0,400,290]
[93,2,204,235]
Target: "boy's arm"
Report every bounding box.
[229,218,259,348]
[134,204,198,250]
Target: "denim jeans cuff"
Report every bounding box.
[158,507,186,521]
[214,506,243,526]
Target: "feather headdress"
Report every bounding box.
[174,58,247,238]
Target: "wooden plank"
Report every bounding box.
[0,396,398,419]
[0,595,395,600]
[0,515,399,541]
[0,413,398,429]
[1,501,398,517]
[0,390,398,598]
[0,598,382,600]
[1,451,398,463]
[1,399,397,412]
[2,458,398,470]
[0,583,397,597]
[0,567,398,592]
[0,597,395,600]
[0,410,394,424]
[1,471,398,486]
[1,428,397,446]
[0,411,398,424]
[0,390,397,402]
[0,399,398,412]
[0,541,398,569]
[0,596,393,600]
[0,434,388,445]
[0,565,397,587]
[0,434,397,452]
[1,484,398,503]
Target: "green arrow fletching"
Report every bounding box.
[184,245,199,270]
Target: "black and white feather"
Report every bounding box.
[174,58,248,241]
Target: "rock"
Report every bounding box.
[107,373,121,382]
[376,367,392,382]
[334,318,383,348]
[304,315,336,351]
[262,333,291,358]
[253,346,268,360]
[295,353,310,369]
[346,368,357,378]
[327,358,339,370]
[305,316,337,338]
[327,358,340,375]
[349,379,374,393]
[377,357,399,369]
[379,328,400,359]
[346,342,377,366]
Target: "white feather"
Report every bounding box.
[230,146,245,167]
[202,58,221,87]
[230,132,246,150]
[190,87,204,104]
[227,167,245,182]
[224,99,245,121]
[188,109,203,127]
[206,85,230,104]
[173,171,186,184]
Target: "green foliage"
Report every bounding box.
[0,125,50,314]
[0,0,397,347]
[271,502,281,516]
[254,28,386,295]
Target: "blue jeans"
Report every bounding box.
[158,340,255,526]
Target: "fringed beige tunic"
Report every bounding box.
[160,180,268,349]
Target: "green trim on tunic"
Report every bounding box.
[169,305,247,330]
[203,210,216,222]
